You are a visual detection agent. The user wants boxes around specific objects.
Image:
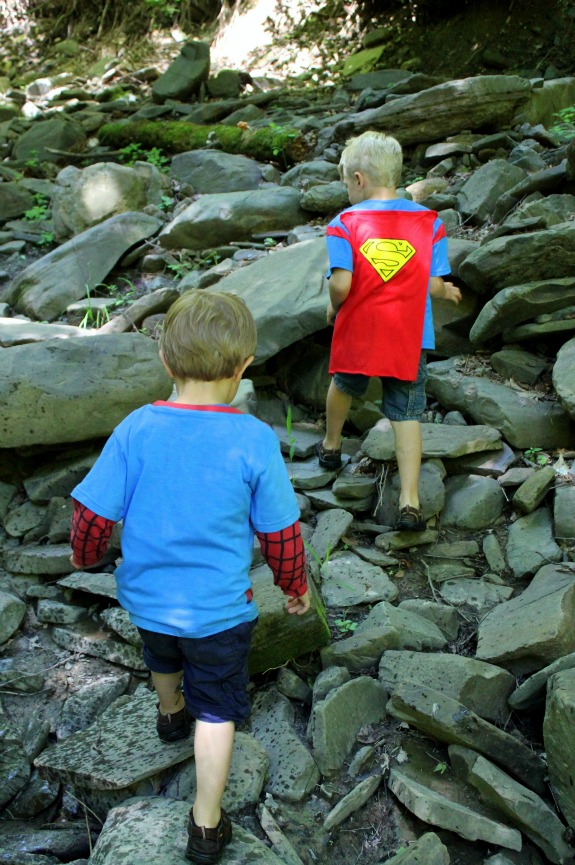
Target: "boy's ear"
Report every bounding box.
[235,355,254,380]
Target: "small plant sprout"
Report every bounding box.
[23,193,50,222]
[524,447,551,467]
[286,405,296,463]
[434,761,449,774]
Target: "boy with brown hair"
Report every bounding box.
[317,131,461,531]
[70,289,309,864]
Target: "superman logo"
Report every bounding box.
[359,238,416,281]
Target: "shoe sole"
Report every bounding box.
[157,725,192,743]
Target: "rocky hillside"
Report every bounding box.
[1,15,575,865]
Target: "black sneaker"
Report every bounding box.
[316,440,342,470]
[186,809,232,864]
[156,704,192,743]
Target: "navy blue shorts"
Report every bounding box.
[333,351,428,421]
[137,619,257,725]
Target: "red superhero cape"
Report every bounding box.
[328,207,437,381]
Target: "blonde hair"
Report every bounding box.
[160,290,257,381]
[339,131,403,188]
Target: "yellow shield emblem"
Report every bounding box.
[359,238,416,282]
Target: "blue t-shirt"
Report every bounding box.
[326,199,450,349]
[71,403,300,639]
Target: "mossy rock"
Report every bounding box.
[342,46,385,77]
[249,567,329,674]
[100,120,309,167]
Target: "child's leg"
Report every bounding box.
[390,420,422,509]
[323,378,353,450]
[151,670,185,715]
[192,719,235,828]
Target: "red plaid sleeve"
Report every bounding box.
[256,520,308,598]
[70,499,115,567]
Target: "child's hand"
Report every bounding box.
[285,591,310,615]
[443,281,462,304]
[69,554,83,569]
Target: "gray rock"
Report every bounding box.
[333,75,531,147]
[544,668,575,832]
[309,508,354,562]
[397,600,460,641]
[12,116,87,163]
[386,683,546,794]
[151,40,210,103]
[509,652,575,711]
[311,666,351,703]
[276,667,311,703]
[280,159,340,189]
[362,418,502,460]
[0,658,45,693]
[3,543,80,575]
[51,627,148,671]
[381,832,449,865]
[460,223,575,295]
[512,465,556,514]
[490,348,547,385]
[441,474,505,529]
[320,552,398,607]
[426,358,572,449]
[306,487,374,513]
[457,159,526,225]
[465,752,573,865]
[482,533,507,573]
[470,277,575,344]
[212,236,329,364]
[258,801,307,865]
[379,650,514,723]
[0,333,171,447]
[57,571,118,600]
[476,563,575,674]
[375,529,439,551]
[3,500,46,537]
[23,453,98,502]
[159,187,307,250]
[52,162,168,239]
[324,772,382,829]
[37,599,87,624]
[100,608,142,647]
[7,769,60,819]
[555,484,575,540]
[447,237,479,277]
[0,703,31,808]
[356,601,447,652]
[171,149,263,193]
[332,465,377,500]
[300,180,350,214]
[553,337,575,420]
[438,579,514,614]
[89,796,285,865]
[387,767,522,850]
[308,676,387,775]
[251,687,319,802]
[442,442,517,478]
[0,589,27,643]
[6,212,162,321]
[506,508,562,579]
[424,561,477,583]
[320,624,401,673]
[0,182,36,219]
[57,673,131,739]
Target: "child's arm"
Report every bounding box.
[256,520,310,615]
[70,499,116,569]
[327,268,353,325]
[429,277,462,304]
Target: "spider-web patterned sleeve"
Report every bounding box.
[255,520,308,598]
[70,499,115,567]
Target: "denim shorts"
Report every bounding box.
[333,351,428,422]
[137,618,257,725]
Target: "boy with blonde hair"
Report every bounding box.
[317,131,461,530]
[70,289,309,864]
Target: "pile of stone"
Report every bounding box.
[1,35,575,865]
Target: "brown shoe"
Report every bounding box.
[186,809,232,864]
[395,505,426,532]
[156,703,192,743]
[316,440,342,470]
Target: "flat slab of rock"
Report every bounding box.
[386,683,546,794]
[543,668,575,832]
[309,677,387,775]
[509,652,575,711]
[0,317,90,346]
[426,357,572,449]
[57,571,118,600]
[89,796,286,865]
[379,650,514,724]
[464,751,574,865]
[476,563,575,675]
[388,767,521,850]
[506,507,562,579]
[34,690,194,789]
[362,420,502,461]
[320,552,398,607]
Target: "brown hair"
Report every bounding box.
[160,290,257,381]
